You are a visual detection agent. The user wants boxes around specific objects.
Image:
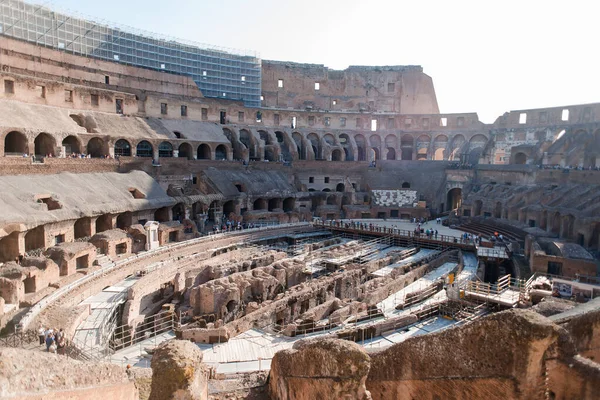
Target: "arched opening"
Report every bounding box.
[259,130,271,145]
[0,232,20,263]
[433,135,448,160]
[339,133,354,161]
[307,133,320,160]
[370,147,380,161]
[86,137,105,158]
[449,134,466,161]
[386,147,396,160]
[35,132,56,157]
[401,135,414,160]
[74,217,92,239]
[590,223,600,249]
[215,144,227,160]
[226,300,238,314]
[322,188,331,192]
[514,152,527,164]
[268,198,281,211]
[551,212,561,235]
[178,142,193,159]
[3,131,28,155]
[154,207,170,223]
[223,200,235,217]
[24,226,45,252]
[116,212,132,230]
[433,148,445,160]
[473,200,483,217]
[197,144,211,160]
[331,149,342,161]
[114,139,131,157]
[357,147,366,161]
[447,188,462,211]
[336,183,345,192]
[539,210,548,230]
[292,132,305,160]
[172,203,185,221]
[494,202,502,219]
[136,140,153,158]
[208,201,220,222]
[61,135,81,155]
[561,215,575,239]
[275,131,285,143]
[355,134,366,161]
[283,197,295,212]
[468,147,483,164]
[401,182,410,189]
[96,214,112,233]
[253,198,267,211]
[158,141,173,158]
[327,195,337,205]
[416,135,431,160]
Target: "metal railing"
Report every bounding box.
[19,222,311,330]
[314,220,474,248]
[110,311,175,352]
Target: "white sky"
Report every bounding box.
[48,0,600,123]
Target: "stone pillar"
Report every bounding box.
[90,217,98,237]
[144,221,160,251]
[269,338,371,400]
[149,340,208,400]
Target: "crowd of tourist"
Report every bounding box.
[538,164,600,171]
[38,324,66,354]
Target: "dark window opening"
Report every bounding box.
[116,243,127,255]
[128,188,146,199]
[116,99,123,114]
[55,234,65,245]
[161,103,168,115]
[65,90,73,102]
[104,76,110,84]
[309,177,314,183]
[220,111,226,124]
[38,196,62,210]
[548,262,562,275]
[91,94,99,106]
[76,255,89,269]
[201,108,208,121]
[4,80,14,93]
[181,105,188,117]
[324,177,330,183]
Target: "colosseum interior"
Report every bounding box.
[0,1,599,399]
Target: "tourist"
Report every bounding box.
[45,332,55,352]
[56,333,66,355]
[38,324,45,345]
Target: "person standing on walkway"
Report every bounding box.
[38,324,45,345]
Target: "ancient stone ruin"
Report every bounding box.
[0,1,599,399]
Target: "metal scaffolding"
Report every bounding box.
[0,0,262,107]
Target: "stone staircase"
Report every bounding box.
[94,254,115,268]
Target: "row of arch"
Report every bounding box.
[224,127,490,163]
[2,131,229,160]
[470,200,599,247]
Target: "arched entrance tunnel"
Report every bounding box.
[447,188,462,211]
